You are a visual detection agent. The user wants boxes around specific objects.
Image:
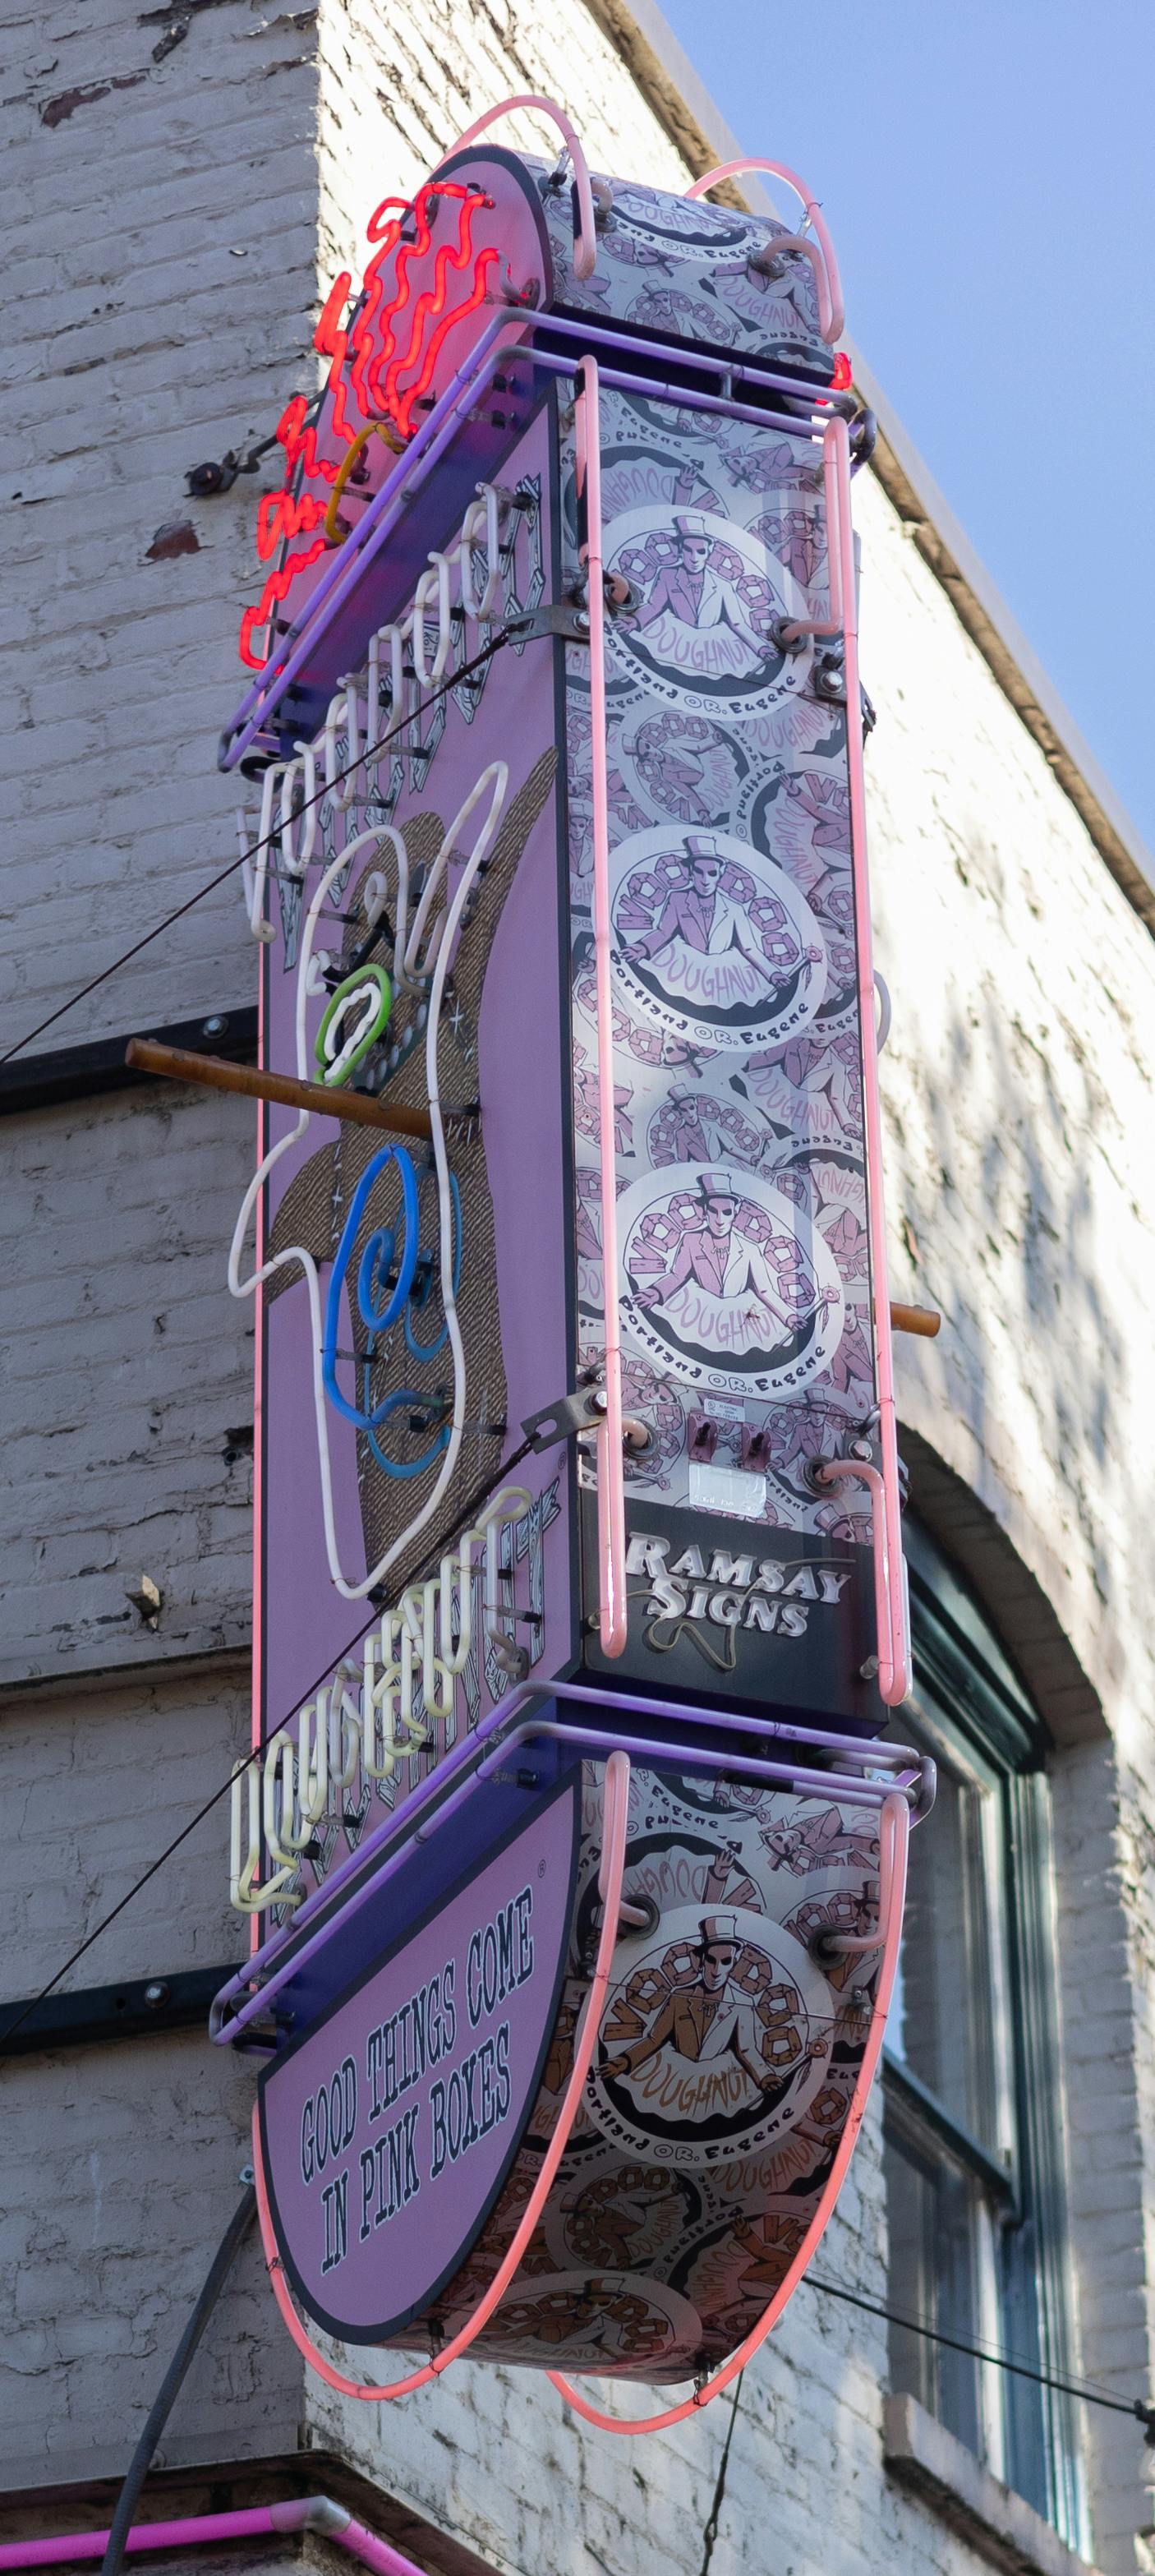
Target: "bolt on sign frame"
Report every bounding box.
[204,95,930,2426]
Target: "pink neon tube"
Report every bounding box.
[684,159,844,344]
[438,92,597,279]
[779,415,844,643]
[0,2499,427,2575]
[824,412,910,1707]
[251,1751,632,2399]
[548,1788,909,2434]
[575,353,628,1659]
[817,1459,906,1707]
[250,960,267,1950]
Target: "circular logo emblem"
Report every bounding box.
[586,1904,831,2167]
[610,824,826,1053]
[604,506,808,718]
[644,1076,784,1179]
[616,708,751,832]
[618,1162,844,1398]
[475,2269,702,2367]
[610,186,757,256]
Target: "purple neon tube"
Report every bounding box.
[222,308,854,769]
[0,2500,427,2575]
[215,1670,928,2016]
[214,1685,929,2045]
[223,314,519,762]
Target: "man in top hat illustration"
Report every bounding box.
[633,1172,811,1354]
[600,1912,795,2096]
[623,835,805,994]
[632,515,772,679]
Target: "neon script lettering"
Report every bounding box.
[239,184,495,668]
[229,1487,532,1913]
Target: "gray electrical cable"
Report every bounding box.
[99,2183,256,2576]
[0,630,511,1068]
[0,1427,541,2061]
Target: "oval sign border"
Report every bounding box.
[256,1774,580,2345]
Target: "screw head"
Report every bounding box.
[201,1015,228,1038]
[143,1981,170,2009]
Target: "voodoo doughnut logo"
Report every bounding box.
[616,710,750,835]
[617,1163,844,1399]
[603,506,808,717]
[586,1901,830,2166]
[610,823,826,1053]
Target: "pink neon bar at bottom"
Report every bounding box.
[0,2502,428,2575]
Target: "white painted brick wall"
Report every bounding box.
[3,3,1155,2573]
[0,1667,251,1980]
[0,1084,255,1681]
[1,0,316,1048]
[0,1670,304,2486]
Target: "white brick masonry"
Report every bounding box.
[0,1084,255,1682]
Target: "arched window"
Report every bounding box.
[885,1516,1088,2548]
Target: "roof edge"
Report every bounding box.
[585,0,1155,938]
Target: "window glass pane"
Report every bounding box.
[885,2117,986,2460]
[889,1738,1010,2164]
[884,1525,1086,2551]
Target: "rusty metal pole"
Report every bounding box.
[125,1038,435,1141]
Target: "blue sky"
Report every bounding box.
[657,0,1154,853]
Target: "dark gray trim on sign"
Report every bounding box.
[256,1772,582,2348]
[0,1966,243,2054]
[0,1009,259,1116]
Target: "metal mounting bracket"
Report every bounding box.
[505,601,591,646]
[520,1386,604,1450]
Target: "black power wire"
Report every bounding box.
[0,1428,538,2059]
[0,629,512,1068]
[698,2370,743,2576]
[5,1555,1153,2444]
[6,626,1153,2442]
[99,2182,256,2576]
[805,2274,1155,2440]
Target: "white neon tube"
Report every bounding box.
[228,772,508,1601]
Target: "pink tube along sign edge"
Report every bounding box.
[257,1779,580,2342]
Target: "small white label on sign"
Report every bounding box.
[688,1463,768,1520]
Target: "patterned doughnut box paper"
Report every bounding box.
[217,118,918,2394]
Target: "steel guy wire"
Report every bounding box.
[803,2275,1155,2439]
[0,1426,537,2059]
[0,630,512,1067]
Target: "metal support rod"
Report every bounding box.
[99,2187,256,2576]
[890,1302,941,1338]
[125,1038,435,1141]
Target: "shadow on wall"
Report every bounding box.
[884,912,1142,1726]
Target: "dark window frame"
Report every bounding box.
[883,1522,1087,2551]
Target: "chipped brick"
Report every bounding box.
[145,518,201,560]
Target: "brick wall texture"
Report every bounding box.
[2,4,1153,2574]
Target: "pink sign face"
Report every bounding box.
[258,1783,579,2341]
